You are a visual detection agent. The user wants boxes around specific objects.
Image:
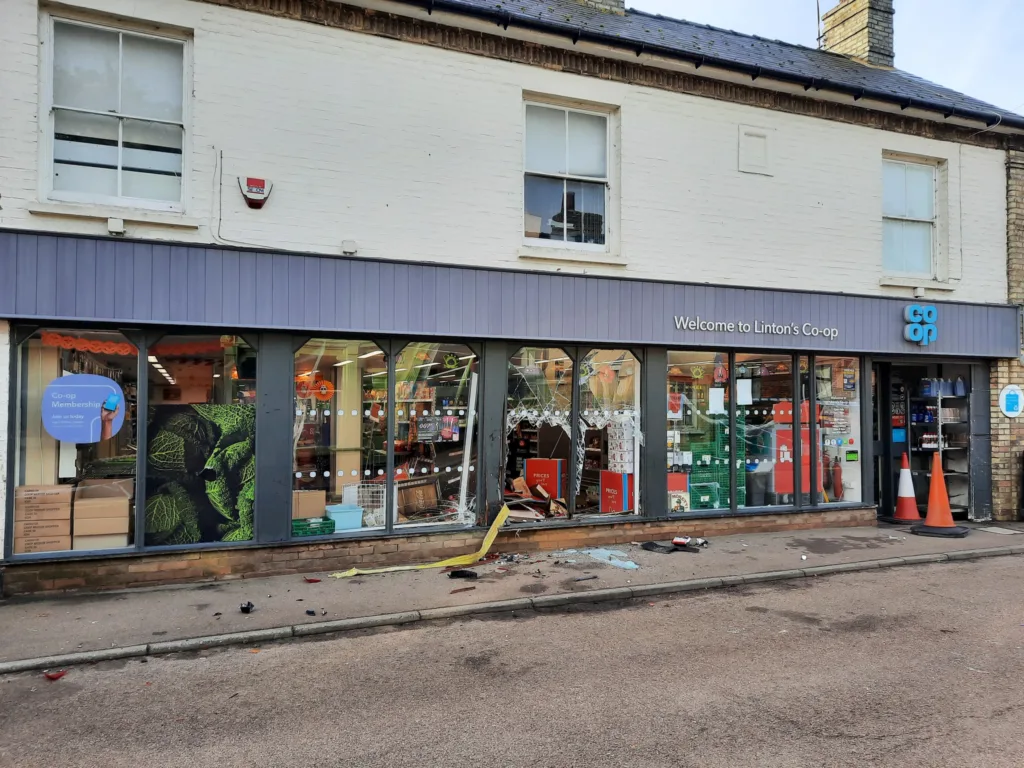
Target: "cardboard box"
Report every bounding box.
[14,535,71,554]
[292,490,327,519]
[74,480,133,519]
[525,458,565,499]
[16,503,73,522]
[15,485,72,521]
[73,534,130,551]
[14,518,71,539]
[75,516,130,536]
[396,478,439,519]
[15,485,74,505]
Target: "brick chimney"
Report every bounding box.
[820,0,894,68]
[576,0,625,14]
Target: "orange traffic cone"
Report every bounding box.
[911,452,969,538]
[881,453,921,524]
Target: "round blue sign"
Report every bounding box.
[42,374,125,443]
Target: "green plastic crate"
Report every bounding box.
[292,518,336,537]
[690,482,721,510]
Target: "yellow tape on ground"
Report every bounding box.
[329,505,511,579]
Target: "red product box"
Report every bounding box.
[525,458,565,498]
[600,470,635,513]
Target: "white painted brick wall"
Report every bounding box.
[0,0,1009,303]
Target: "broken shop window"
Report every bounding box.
[576,349,642,516]
[504,347,573,522]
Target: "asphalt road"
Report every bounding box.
[2,557,1023,768]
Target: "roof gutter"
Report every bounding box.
[406,0,1024,134]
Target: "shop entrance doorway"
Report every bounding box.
[873,361,975,521]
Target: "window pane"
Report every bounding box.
[577,350,641,516]
[53,110,118,196]
[145,335,257,546]
[883,219,906,273]
[121,119,183,201]
[667,351,730,513]
[565,180,605,245]
[902,221,933,274]
[13,330,139,554]
[815,357,862,504]
[882,160,906,218]
[504,347,573,521]
[292,340,387,536]
[53,22,119,113]
[567,111,607,177]
[525,175,565,240]
[525,105,566,175]
[121,34,184,121]
[737,354,794,508]
[394,343,478,527]
[905,163,934,219]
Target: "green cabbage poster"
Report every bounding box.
[145,404,256,545]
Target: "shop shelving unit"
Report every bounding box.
[907,387,970,518]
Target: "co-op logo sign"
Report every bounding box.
[903,304,938,346]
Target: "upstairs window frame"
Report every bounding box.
[882,157,937,277]
[523,100,611,252]
[41,15,191,212]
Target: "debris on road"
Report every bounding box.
[574,575,598,582]
[448,569,479,580]
[43,670,66,681]
[303,577,321,583]
[305,609,316,616]
[801,555,808,561]
[641,541,700,554]
[450,586,477,594]
[240,602,255,614]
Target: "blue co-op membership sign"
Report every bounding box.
[42,374,125,443]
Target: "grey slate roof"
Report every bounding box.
[418,0,1024,130]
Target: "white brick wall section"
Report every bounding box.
[0,0,1009,304]
[0,322,9,559]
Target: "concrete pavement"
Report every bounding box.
[2,556,1023,767]
[1,522,1022,666]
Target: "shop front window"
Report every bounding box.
[393,342,478,527]
[736,354,795,508]
[815,357,862,504]
[504,347,573,521]
[667,351,730,513]
[144,335,256,546]
[13,329,139,554]
[291,340,387,537]
[577,349,641,515]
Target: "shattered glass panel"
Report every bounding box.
[577,350,642,516]
[504,348,573,522]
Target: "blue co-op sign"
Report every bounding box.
[904,304,937,346]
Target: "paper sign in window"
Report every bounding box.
[737,379,753,406]
[708,387,726,415]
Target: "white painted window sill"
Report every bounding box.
[879,276,957,292]
[28,201,201,229]
[518,244,626,266]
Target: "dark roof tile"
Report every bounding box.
[426,0,1024,129]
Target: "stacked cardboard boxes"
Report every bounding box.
[14,486,73,553]
[73,479,132,550]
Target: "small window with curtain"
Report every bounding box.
[882,158,936,276]
[524,102,608,248]
[48,18,187,209]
